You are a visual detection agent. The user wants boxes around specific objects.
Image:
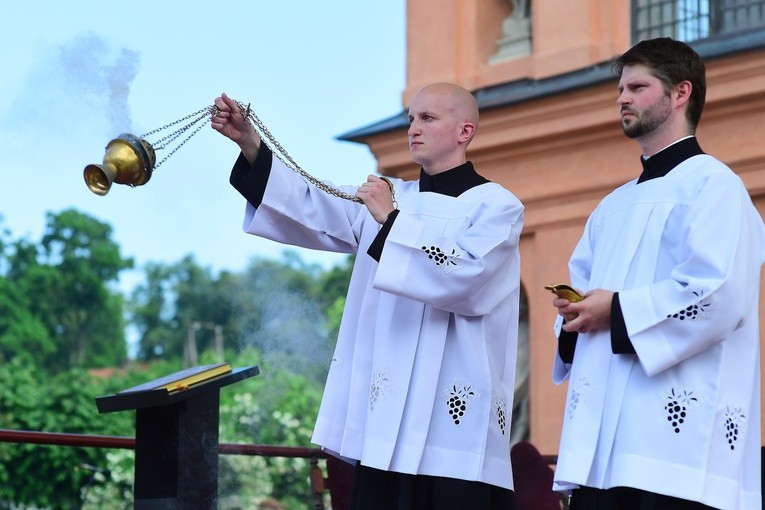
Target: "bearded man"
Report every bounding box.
[551,37,765,510]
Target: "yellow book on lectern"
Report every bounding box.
[119,362,232,394]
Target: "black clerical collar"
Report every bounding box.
[418,161,490,197]
[637,137,704,183]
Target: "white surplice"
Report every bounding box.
[242,158,524,489]
[553,154,765,509]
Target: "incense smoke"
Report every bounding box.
[242,286,332,385]
[3,32,140,144]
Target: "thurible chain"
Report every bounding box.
[230,100,366,204]
[138,101,397,206]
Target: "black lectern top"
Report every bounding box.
[95,365,260,414]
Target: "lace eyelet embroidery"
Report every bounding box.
[421,245,464,274]
[723,404,747,451]
[663,387,701,433]
[667,292,714,321]
[493,394,507,435]
[369,369,393,413]
[444,380,479,426]
[567,376,591,420]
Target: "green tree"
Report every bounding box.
[68,349,328,510]
[40,209,132,368]
[130,251,346,381]
[217,347,326,509]
[0,358,133,509]
[130,256,239,362]
[0,277,53,365]
[0,206,353,507]
[0,217,11,276]
[229,254,334,384]
[5,210,133,370]
[172,256,238,362]
[129,261,178,361]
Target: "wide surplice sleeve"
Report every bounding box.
[239,150,368,254]
[618,164,765,377]
[372,184,524,317]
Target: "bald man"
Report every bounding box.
[213,83,524,510]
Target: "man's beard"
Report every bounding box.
[621,94,672,139]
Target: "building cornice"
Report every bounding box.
[338,29,765,143]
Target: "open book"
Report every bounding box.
[119,362,232,394]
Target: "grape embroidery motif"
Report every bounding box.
[664,387,699,433]
[421,245,464,274]
[369,369,393,413]
[723,405,747,451]
[444,380,479,426]
[666,292,713,321]
[494,394,507,435]
[567,377,591,420]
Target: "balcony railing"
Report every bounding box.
[0,428,561,509]
[0,429,331,509]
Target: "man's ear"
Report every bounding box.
[674,80,693,108]
[459,122,476,143]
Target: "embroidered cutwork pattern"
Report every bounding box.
[421,244,464,274]
[369,369,394,413]
[667,292,714,321]
[567,376,591,420]
[493,394,507,435]
[723,404,747,451]
[663,387,701,434]
[444,380,479,426]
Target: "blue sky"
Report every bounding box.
[0,1,406,290]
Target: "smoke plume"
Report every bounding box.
[3,32,140,144]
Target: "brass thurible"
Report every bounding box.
[82,101,391,203]
[83,134,156,196]
[83,104,214,196]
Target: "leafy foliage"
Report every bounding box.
[129,250,348,385]
[0,277,53,366]
[217,348,326,509]
[1,209,132,371]
[0,357,132,509]
[0,209,354,509]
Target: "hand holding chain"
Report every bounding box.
[225,99,397,208]
[84,98,397,209]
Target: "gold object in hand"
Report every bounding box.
[544,283,584,302]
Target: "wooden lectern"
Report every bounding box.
[95,364,259,509]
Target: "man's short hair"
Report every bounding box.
[612,37,707,132]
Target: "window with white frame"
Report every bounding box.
[633,0,765,42]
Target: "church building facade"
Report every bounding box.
[341,0,765,455]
